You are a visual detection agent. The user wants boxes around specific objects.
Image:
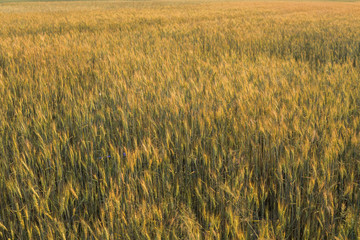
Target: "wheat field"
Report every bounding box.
[1,1,360,239]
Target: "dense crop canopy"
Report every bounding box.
[0,1,360,239]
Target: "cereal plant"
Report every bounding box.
[0,1,360,239]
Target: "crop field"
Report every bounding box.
[1,1,360,239]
